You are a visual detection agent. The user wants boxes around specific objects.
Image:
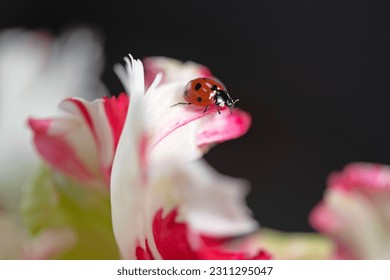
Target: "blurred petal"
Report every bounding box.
[310,163,390,259]
[23,228,77,260]
[143,56,212,88]
[28,94,130,186]
[28,96,119,186]
[0,28,105,176]
[0,212,26,259]
[28,117,97,183]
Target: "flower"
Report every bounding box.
[110,55,270,260]
[23,52,253,259]
[29,56,251,187]
[310,163,390,259]
[116,56,252,164]
[0,28,105,202]
[0,28,106,259]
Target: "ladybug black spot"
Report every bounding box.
[211,85,218,91]
[195,83,202,91]
[197,97,202,102]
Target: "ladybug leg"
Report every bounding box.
[203,105,210,114]
[171,102,191,107]
[214,101,222,114]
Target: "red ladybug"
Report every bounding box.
[172,78,239,114]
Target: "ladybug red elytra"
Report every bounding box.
[171,78,239,114]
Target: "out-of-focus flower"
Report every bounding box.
[0,28,107,259]
[0,28,106,208]
[310,163,390,259]
[110,55,270,260]
[28,95,128,188]
[29,56,251,187]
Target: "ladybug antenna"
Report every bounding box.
[229,99,240,114]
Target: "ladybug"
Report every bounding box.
[172,78,239,114]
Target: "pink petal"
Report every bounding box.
[102,93,129,149]
[328,163,390,192]
[151,208,271,260]
[196,109,252,148]
[59,98,116,183]
[152,208,198,259]
[28,95,126,186]
[28,118,96,182]
[309,202,340,234]
[310,162,390,259]
[135,241,154,260]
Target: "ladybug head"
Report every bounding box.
[226,97,240,108]
[215,89,239,110]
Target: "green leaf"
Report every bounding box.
[21,166,120,259]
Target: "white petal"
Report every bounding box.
[143,56,212,85]
[114,54,145,97]
[149,159,258,237]
[111,55,147,259]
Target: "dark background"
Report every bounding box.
[2,0,390,232]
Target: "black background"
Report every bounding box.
[2,0,390,232]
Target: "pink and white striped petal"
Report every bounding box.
[310,163,390,259]
[28,96,125,186]
[28,117,98,183]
